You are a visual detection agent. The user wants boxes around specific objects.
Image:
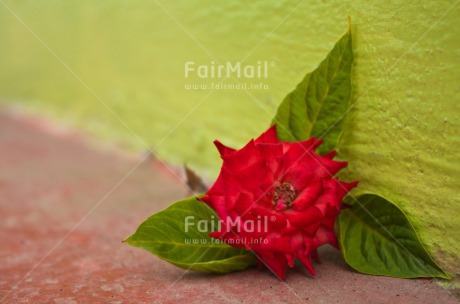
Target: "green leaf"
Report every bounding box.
[124,196,257,273]
[273,20,353,155]
[338,193,451,279]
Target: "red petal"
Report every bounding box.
[314,157,348,178]
[214,140,236,157]
[222,140,261,172]
[255,125,279,144]
[285,206,323,228]
[303,222,321,236]
[311,249,321,263]
[232,162,268,192]
[204,170,225,196]
[281,165,315,191]
[256,143,283,174]
[297,254,316,276]
[312,226,338,249]
[199,194,229,219]
[289,232,304,252]
[291,175,323,211]
[232,192,255,216]
[312,190,340,216]
[337,180,359,200]
[250,206,287,230]
[296,137,323,151]
[256,251,288,281]
[257,234,292,252]
[282,137,323,160]
[217,172,239,212]
[285,254,295,268]
[323,150,337,159]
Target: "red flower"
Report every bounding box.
[199,126,358,280]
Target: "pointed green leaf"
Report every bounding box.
[273,21,353,154]
[338,194,451,279]
[124,196,257,273]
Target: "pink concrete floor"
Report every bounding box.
[0,110,458,303]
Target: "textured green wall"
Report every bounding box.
[0,1,458,276]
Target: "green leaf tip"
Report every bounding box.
[338,193,451,279]
[124,196,257,274]
[272,20,353,155]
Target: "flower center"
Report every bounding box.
[272,182,297,211]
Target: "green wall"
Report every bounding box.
[1,0,459,277]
